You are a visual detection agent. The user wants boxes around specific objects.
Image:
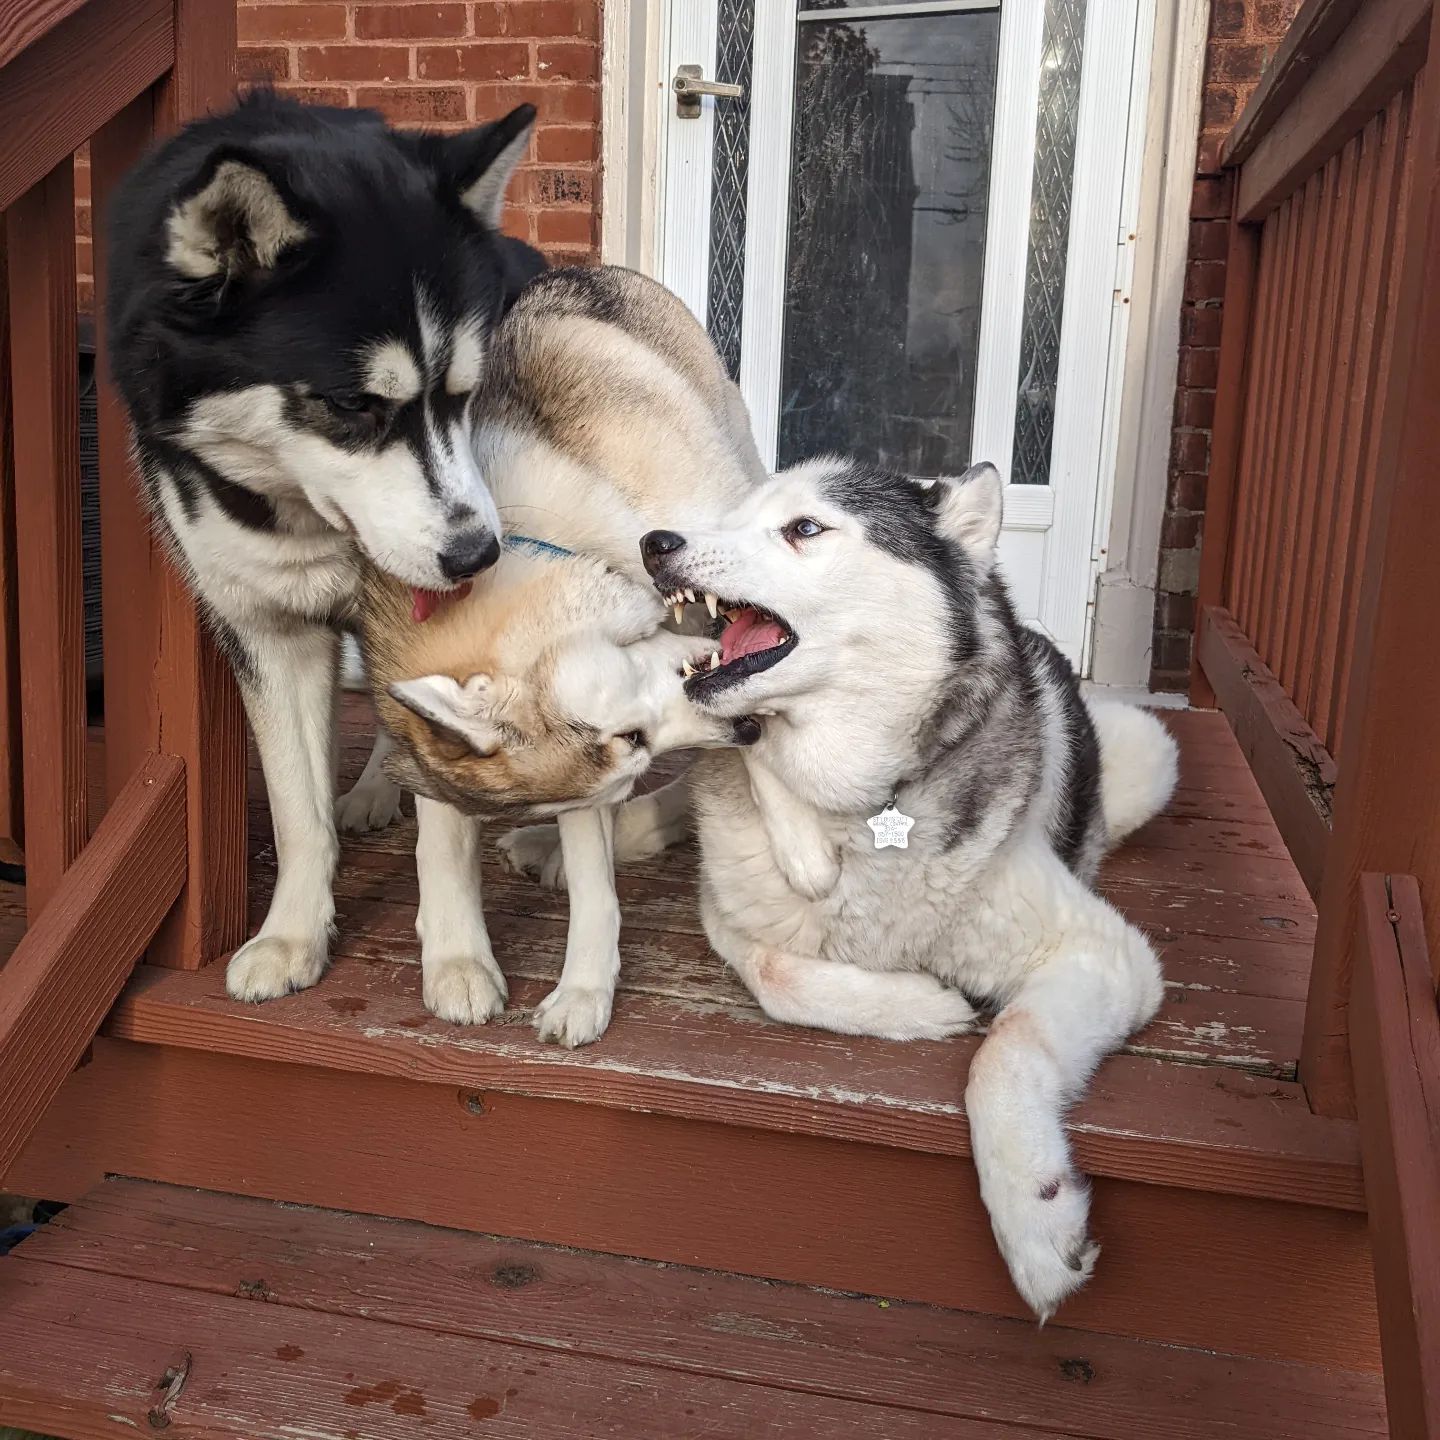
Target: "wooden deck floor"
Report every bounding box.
[311,699,1316,1079]
[91,701,1359,1218]
[0,1177,1387,1439]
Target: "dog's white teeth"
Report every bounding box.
[705,592,719,618]
[682,659,697,678]
[708,652,721,670]
[686,588,698,603]
[672,603,685,625]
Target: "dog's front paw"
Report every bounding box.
[423,956,508,1026]
[777,846,841,902]
[985,1170,1099,1323]
[496,825,565,889]
[335,774,404,833]
[226,935,327,1003]
[534,983,613,1048]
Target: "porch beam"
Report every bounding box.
[0,0,172,213]
[1349,874,1440,1438]
[0,753,184,1182]
[1233,0,1430,222]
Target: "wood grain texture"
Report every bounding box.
[105,955,1361,1210]
[8,1040,1383,1368]
[10,1178,1389,1440]
[1350,875,1440,1439]
[1223,0,1366,166]
[5,159,86,918]
[0,0,172,213]
[1307,19,1440,1115]
[0,1263,1021,1440]
[1198,607,1336,898]
[0,0,87,69]
[0,224,21,857]
[1191,215,1258,708]
[1235,0,1430,221]
[0,754,183,1179]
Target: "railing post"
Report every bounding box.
[0,226,22,867]
[90,0,247,969]
[5,159,88,921]
[1303,12,1440,1117]
[1190,211,1260,707]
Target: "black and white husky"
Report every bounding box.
[106,92,540,1004]
[638,460,1179,1319]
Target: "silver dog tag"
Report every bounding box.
[867,801,915,850]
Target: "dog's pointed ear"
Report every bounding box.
[922,462,1003,565]
[165,148,310,283]
[388,674,502,757]
[440,105,536,228]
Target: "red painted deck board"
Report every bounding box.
[103,706,1358,1212]
[0,1178,1387,1440]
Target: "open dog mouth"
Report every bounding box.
[410,582,472,624]
[660,588,798,696]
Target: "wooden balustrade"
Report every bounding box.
[0,0,245,1181]
[1196,0,1440,1110]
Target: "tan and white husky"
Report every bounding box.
[353,266,763,1046]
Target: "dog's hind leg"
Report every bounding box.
[226,625,341,1003]
[964,883,1163,1321]
[707,917,978,1042]
[497,774,691,888]
[416,797,507,1025]
[533,804,621,1047]
[335,727,405,833]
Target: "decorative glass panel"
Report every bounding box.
[706,0,756,381]
[1011,0,1087,485]
[776,8,1000,474]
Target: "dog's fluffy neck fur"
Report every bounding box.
[748,566,1028,824]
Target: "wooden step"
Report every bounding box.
[10,708,1381,1368]
[10,1033,1381,1371]
[0,1179,1388,1440]
[105,956,1363,1212]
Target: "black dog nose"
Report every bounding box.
[640,529,687,576]
[439,531,501,583]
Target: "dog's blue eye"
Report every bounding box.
[620,731,647,749]
[785,517,825,541]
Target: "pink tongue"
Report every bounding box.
[721,608,785,663]
[410,582,472,624]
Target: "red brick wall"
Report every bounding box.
[1150,0,1300,690]
[76,1,603,309]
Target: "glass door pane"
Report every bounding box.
[776,5,1001,472]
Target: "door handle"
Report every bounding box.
[674,64,745,119]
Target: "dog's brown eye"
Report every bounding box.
[324,392,386,420]
[784,517,826,542]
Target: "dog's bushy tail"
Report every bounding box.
[1087,701,1179,846]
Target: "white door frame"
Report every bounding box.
[602,0,1186,675]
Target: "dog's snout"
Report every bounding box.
[439,530,501,583]
[641,529,687,575]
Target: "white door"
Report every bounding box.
[651,0,1147,668]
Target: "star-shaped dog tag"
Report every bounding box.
[867,802,915,850]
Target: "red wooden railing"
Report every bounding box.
[0,0,247,1178]
[1197,2,1440,1427]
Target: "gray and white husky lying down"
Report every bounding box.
[628,457,1179,1318]
[364,263,1178,1317]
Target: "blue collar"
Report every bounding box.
[504,533,574,561]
